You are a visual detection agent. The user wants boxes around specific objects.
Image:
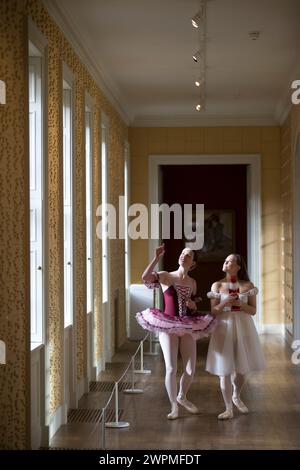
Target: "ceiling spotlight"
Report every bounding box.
[191,3,205,28]
[193,50,204,62]
[195,79,203,87]
[191,12,202,28]
[249,31,260,40]
[196,104,202,111]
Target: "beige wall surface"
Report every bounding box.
[1,0,299,450]
[129,126,282,326]
[281,105,300,337]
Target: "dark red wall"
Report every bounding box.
[161,165,247,311]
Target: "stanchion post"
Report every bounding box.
[144,332,159,356]
[115,382,119,425]
[105,382,130,428]
[134,340,151,374]
[123,357,143,394]
[102,407,106,450]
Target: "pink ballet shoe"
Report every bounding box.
[177,395,199,414]
[232,396,249,414]
[167,404,179,420]
[218,408,233,420]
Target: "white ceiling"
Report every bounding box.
[44,0,300,126]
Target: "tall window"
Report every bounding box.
[63,77,73,328]
[124,142,130,336]
[101,116,109,304]
[29,44,44,344]
[85,105,93,313]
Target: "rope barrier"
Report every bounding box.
[144,331,159,356]
[134,337,151,374]
[100,332,154,449]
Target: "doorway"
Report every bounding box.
[161,164,247,311]
[149,154,262,330]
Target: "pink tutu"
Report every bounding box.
[136,275,217,340]
[136,308,217,340]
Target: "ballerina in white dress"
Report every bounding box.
[206,254,266,420]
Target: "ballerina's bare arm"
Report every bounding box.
[210,281,257,316]
[141,243,171,287]
[209,281,238,315]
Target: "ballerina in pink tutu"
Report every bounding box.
[136,244,216,419]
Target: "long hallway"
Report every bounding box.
[2,0,300,451]
[50,335,300,450]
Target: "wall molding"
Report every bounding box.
[132,114,277,127]
[42,0,130,125]
[260,324,285,335]
[274,55,300,125]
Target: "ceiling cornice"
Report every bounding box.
[132,114,278,127]
[42,0,132,125]
[274,56,300,125]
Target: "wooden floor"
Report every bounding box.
[50,335,300,450]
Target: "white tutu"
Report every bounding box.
[206,288,266,376]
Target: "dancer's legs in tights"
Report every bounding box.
[231,372,246,398]
[218,375,233,419]
[159,332,179,406]
[178,335,196,398]
[231,372,249,413]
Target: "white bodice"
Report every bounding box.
[207,287,258,312]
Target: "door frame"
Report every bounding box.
[149,154,262,330]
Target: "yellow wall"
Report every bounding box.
[281,104,300,336]
[1,0,296,449]
[129,126,282,326]
[0,0,127,449]
[280,117,293,334]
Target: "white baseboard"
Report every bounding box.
[96,358,104,377]
[41,425,50,448]
[284,327,294,345]
[49,403,67,439]
[260,323,284,335]
[89,366,97,382]
[77,376,89,401]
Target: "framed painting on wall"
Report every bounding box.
[185,209,236,262]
